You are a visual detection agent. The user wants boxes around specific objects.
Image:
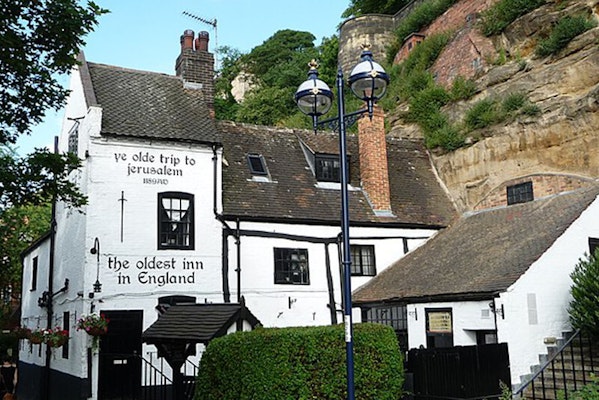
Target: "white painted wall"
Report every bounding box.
[498,194,599,387]
[403,195,599,389]
[230,222,436,328]
[407,300,496,349]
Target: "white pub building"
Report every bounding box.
[18,30,455,400]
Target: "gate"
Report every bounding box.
[406,344,511,400]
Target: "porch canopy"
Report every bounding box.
[142,302,261,371]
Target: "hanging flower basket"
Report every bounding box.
[86,326,108,336]
[28,329,45,344]
[45,328,69,348]
[13,326,31,340]
[77,313,109,336]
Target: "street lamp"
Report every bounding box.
[295,45,389,400]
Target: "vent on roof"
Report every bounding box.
[247,154,268,176]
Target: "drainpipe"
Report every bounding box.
[43,137,59,400]
[235,219,241,303]
[212,144,238,303]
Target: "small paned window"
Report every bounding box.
[247,154,268,176]
[590,237,599,258]
[315,155,341,182]
[507,181,534,205]
[274,248,309,285]
[363,305,408,349]
[158,192,194,250]
[31,257,38,291]
[350,245,376,276]
[67,121,80,154]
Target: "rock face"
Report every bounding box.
[432,0,599,212]
[337,0,599,212]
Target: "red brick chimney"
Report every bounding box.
[357,106,392,214]
[175,30,215,117]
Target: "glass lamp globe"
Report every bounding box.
[295,60,334,117]
[348,45,389,102]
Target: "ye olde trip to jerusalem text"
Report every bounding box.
[113,151,197,185]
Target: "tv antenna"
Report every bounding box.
[182,11,218,66]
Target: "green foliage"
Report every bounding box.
[0,202,51,326]
[240,29,318,86]
[480,0,546,36]
[388,0,458,64]
[464,92,540,132]
[464,98,502,130]
[214,46,243,104]
[0,1,99,210]
[450,76,477,101]
[569,250,599,338]
[502,92,528,112]
[536,15,597,57]
[214,30,339,127]
[424,120,465,150]
[0,0,108,143]
[0,147,87,208]
[521,103,542,116]
[195,323,404,400]
[569,375,599,399]
[342,0,410,18]
[498,381,513,400]
[407,86,450,122]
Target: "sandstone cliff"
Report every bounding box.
[393,0,599,213]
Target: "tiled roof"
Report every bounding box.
[219,121,456,227]
[142,303,260,343]
[353,186,599,304]
[85,61,220,144]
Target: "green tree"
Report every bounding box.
[569,249,599,338]
[0,0,106,208]
[342,0,411,18]
[0,146,86,208]
[215,30,339,127]
[0,203,52,325]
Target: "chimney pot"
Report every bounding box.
[196,31,209,52]
[181,29,194,51]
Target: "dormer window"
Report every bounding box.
[247,154,268,176]
[507,181,533,205]
[315,154,342,183]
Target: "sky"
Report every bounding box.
[16,0,348,154]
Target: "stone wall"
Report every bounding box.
[339,15,396,75]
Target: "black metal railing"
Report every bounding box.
[514,330,598,400]
[137,352,172,400]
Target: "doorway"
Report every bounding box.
[98,310,143,400]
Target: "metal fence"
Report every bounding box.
[514,330,599,400]
[405,344,511,400]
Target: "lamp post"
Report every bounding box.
[295,45,389,400]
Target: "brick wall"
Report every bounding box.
[357,106,392,212]
[175,30,215,117]
[474,174,596,210]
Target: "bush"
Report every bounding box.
[569,249,599,338]
[536,15,597,57]
[502,92,527,112]
[481,0,546,36]
[390,0,457,59]
[195,323,404,400]
[450,76,477,101]
[464,98,502,130]
[425,123,465,151]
